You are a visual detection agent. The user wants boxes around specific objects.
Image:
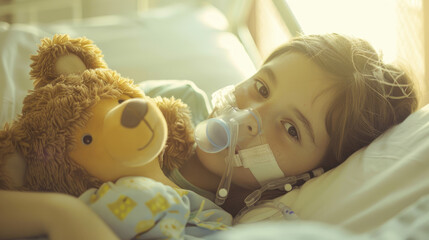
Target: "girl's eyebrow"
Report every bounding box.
[260,66,277,84]
[293,107,316,145]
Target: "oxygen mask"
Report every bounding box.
[195,85,284,205]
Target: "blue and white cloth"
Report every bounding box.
[79,176,232,240]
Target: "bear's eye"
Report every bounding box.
[82,134,93,145]
[118,99,125,104]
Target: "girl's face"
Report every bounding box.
[196,52,337,189]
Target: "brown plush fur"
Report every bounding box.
[0,34,194,196]
[153,96,195,170]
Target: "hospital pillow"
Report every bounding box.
[31,3,256,98]
[0,23,42,128]
[237,103,429,233]
[0,3,255,127]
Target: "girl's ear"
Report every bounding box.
[30,34,108,89]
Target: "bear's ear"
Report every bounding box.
[30,34,108,88]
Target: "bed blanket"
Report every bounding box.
[209,193,429,239]
[14,192,429,240]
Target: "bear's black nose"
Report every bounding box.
[121,99,148,128]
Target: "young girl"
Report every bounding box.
[165,33,419,215]
[0,33,419,239]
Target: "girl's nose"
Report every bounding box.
[120,99,148,128]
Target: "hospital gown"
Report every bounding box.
[79,176,232,240]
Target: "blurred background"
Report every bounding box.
[0,0,427,103]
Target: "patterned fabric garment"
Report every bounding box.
[79,176,232,240]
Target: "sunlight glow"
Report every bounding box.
[217,33,256,78]
[286,0,398,63]
[197,7,228,30]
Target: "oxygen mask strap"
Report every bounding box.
[244,167,325,207]
[214,120,239,206]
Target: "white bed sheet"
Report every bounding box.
[211,193,429,239]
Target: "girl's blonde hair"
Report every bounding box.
[264,33,419,170]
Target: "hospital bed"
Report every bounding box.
[1,1,429,239]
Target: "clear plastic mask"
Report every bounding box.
[194,107,261,154]
[195,85,285,205]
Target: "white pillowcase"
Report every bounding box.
[32,3,256,97]
[237,104,429,233]
[0,3,255,127]
[0,23,42,127]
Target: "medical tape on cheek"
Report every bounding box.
[233,144,285,185]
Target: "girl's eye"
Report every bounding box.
[283,122,299,141]
[118,99,125,104]
[255,80,269,98]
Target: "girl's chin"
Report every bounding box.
[196,147,227,175]
[230,169,260,190]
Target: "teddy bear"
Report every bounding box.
[0,34,195,196]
